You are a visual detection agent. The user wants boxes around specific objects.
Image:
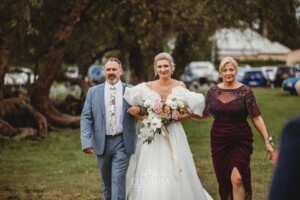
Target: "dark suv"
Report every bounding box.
[242,69,268,87]
[274,65,298,87]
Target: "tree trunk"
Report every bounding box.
[0,98,47,137]
[128,44,148,83]
[0,98,48,132]
[31,0,92,128]
[0,33,47,139]
[0,119,39,140]
[0,34,9,100]
[172,33,190,80]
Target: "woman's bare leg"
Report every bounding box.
[231,167,246,200]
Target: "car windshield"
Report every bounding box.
[245,71,263,78]
[191,66,209,70]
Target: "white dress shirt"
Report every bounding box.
[105,80,123,135]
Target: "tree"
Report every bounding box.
[30,0,92,128]
[0,1,47,139]
[1,0,300,137]
[254,0,300,49]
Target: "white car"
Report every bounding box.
[261,66,277,82]
[181,61,219,89]
[65,66,79,78]
[4,67,36,85]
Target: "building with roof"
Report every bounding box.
[213,28,291,61]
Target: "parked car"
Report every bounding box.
[282,77,300,95]
[87,65,105,84]
[274,65,298,87]
[237,65,252,82]
[4,67,36,85]
[241,68,268,87]
[180,61,219,89]
[65,66,79,78]
[261,66,277,87]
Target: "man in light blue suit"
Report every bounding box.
[81,58,137,200]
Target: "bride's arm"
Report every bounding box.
[176,110,193,121]
[191,113,206,120]
[127,105,147,121]
[177,113,206,121]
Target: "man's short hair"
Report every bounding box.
[106,58,122,69]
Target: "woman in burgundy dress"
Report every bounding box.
[203,57,274,200]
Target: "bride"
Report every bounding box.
[124,52,213,200]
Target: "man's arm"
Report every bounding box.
[80,89,94,153]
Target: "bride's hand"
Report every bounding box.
[127,105,141,116]
[127,106,147,121]
[176,112,192,121]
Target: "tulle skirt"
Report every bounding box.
[126,122,213,200]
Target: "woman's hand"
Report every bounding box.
[271,150,279,164]
[265,142,274,160]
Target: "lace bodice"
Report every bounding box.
[203,85,261,121]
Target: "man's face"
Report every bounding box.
[104,61,123,85]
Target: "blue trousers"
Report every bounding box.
[97,135,130,200]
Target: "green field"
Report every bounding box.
[0,88,299,200]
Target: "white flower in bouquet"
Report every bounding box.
[139,126,154,141]
[165,99,176,109]
[165,98,184,110]
[143,99,152,107]
[177,100,185,109]
[139,98,188,144]
[149,116,162,130]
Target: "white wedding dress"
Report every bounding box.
[124,83,213,200]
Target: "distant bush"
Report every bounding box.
[237,59,284,67]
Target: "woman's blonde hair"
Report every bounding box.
[219,57,238,72]
[154,52,176,74]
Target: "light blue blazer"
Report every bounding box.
[80,82,136,155]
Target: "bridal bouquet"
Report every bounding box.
[139,98,187,144]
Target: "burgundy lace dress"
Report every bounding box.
[203,85,261,200]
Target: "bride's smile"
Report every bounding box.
[156,60,172,77]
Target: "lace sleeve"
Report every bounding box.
[203,87,213,117]
[245,87,261,118]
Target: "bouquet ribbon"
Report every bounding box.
[161,125,181,178]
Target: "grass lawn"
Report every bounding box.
[0,88,299,200]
